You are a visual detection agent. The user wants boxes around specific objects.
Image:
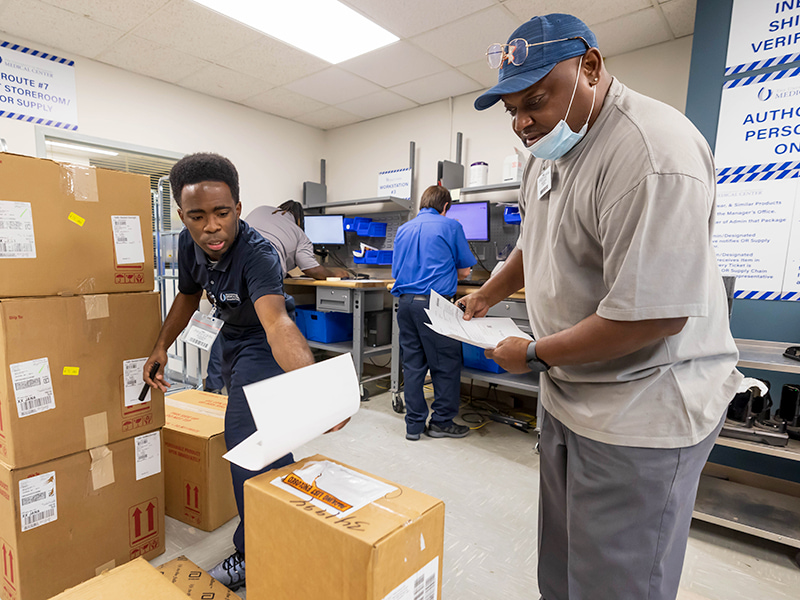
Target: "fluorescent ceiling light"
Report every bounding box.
[191,0,398,64]
[46,140,119,156]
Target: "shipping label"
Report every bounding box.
[0,201,35,259]
[18,472,57,532]
[382,556,439,600]
[111,215,145,265]
[9,358,55,418]
[123,358,150,407]
[179,310,223,351]
[135,431,161,480]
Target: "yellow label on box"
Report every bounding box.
[63,366,80,376]
[68,212,85,226]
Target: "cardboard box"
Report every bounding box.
[245,454,444,600]
[0,433,166,600]
[0,292,165,468]
[156,555,241,600]
[163,390,236,531]
[0,153,154,297]
[49,558,187,600]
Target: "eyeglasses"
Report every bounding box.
[485,36,590,69]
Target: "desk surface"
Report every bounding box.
[456,285,526,300]
[284,277,393,289]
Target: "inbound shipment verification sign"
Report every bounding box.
[0,40,77,130]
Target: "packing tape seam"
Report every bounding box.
[84,294,109,320]
[59,163,99,203]
[84,412,109,449]
[89,445,115,491]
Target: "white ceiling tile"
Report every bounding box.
[177,64,272,103]
[96,35,210,83]
[339,41,450,88]
[0,0,124,58]
[660,0,696,38]
[592,8,673,58]
[293,107,362,131]
[458,59,501,89]
[412,6,520,67]
[37,0,170,30]
[502,0,652,27]
[336,90,417,120]
[343,0,496,38]
[392,70,483,105]
[241,88,327,119]
[285,68,382,105]
[216,36,328,87]
[132,0,261,62]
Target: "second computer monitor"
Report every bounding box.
[445,201,489,242]
[305,214,345,245]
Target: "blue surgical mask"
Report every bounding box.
[528,57,596,161]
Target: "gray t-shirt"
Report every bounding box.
[517,78,742,448]
[244,205,319,276]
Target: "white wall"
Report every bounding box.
[0,32,325,217]
[324,36,695,208]
[0,31,692,215]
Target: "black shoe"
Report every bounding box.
[406,427,425,441]
[208,550,245,591]
[426,422,469,438]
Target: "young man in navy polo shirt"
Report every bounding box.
[391,185,476,440]
[143,153,346,591]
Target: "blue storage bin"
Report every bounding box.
[353,254,368,264]
[367,222,387,237]
[356,221,372,236]
[503,205,521,224]
[377,250,393,265]
[365,250,380,264]
[294,304,315,337]
[343,217,356,231]
[305,310,353,343]
[462,342,505,373]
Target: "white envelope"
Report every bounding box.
[223,353,360,471]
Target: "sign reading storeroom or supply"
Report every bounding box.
[0,433,165,600]
[0,153,153,297]
[163,390,236,531]
[0,292,164,468]
[244,454,444,600]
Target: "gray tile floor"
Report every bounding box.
[150,390,800,599]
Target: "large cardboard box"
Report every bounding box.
[245,454,444,600]
[163,390,236,531]
[49,558,187,600]
[0,433,166,600]
[156,555,241,600]
[0,153,154,297]
[0,292,165,468]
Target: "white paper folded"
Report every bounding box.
[425,290,532,350]
[223,353,360,471]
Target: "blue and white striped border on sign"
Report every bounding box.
[725,53,800,77]
[0,111,77,131]
[0,40,74,66]
[733,290,800,301]
[716,162,800,184]
[723,65,800,89]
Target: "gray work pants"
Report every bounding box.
[537,410,724,600]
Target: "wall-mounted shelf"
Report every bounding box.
[306,195,412,211]
[459,181,521,195]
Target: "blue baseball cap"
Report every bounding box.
[474,14,597,111]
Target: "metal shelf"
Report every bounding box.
[305,195,412,211]
[735,338,800,374]
[459,181,521,195]
[307,340,392,357]
[460,367,540,394]
[715,436,800,462]
[693,474,800,549]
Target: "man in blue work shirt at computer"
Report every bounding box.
[142,152,347,592]
[392,184,476,440]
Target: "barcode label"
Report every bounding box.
[186,335,211,350]
[0,201,36,258]
[0,241,35,254]
[135,431,161,480]
[10,358,56,418]
[19,471,57,532]
[123,358,149,407]
[381,556,439,600]
[179,312,222,351]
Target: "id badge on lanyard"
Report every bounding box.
[180,310,224,351]
[537,165,552,200]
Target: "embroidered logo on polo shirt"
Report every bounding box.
[219,292,240,304]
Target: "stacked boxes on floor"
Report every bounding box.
[0,153,165,600]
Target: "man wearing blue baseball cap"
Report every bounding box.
[460,13,742,600]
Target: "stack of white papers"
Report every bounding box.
[425,290,532,349]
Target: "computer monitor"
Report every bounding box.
[445,201,490,242]
[305,214,345,245]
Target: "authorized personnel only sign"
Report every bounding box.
[0,40,77,130]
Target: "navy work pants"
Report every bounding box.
[397,294,462,435]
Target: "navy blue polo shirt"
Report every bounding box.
[178,219,284,337]
[391,207,476,297]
